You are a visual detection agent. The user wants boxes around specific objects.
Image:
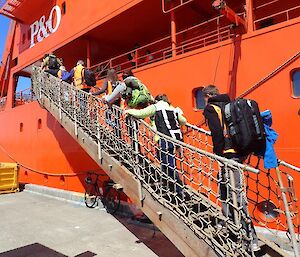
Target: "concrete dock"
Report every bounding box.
[0,191,184,257]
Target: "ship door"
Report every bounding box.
[13,74,32,107]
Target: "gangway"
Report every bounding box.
[31,67,300,257]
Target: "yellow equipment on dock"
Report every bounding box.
[0,162,19,194]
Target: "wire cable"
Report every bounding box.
[0,142,102,177]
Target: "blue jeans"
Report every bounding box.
[219,158,258,245]
[158,139,182,194]
[105,107,122,140]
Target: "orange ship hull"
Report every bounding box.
[0,0,299,196]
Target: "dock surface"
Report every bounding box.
[0,191,183,257]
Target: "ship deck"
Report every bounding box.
[0,190,183,257]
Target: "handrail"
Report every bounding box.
[161,0,195,14]
[176,15,225,38]
[279,160,300,172]
[176,25,231,47]
[90,34,172,70]
[254,4,300,24]
[142,120,260,174]
[238,51,300,98]
[254,0,280,11]
[91,14,235,78]
[31,67,300,256]
[186,123,211,135]
[186,122,300,172]
[176,27,232,54]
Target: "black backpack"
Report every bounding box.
[48,56,60,69]
[223,99,266,155]
[83,69,96,86]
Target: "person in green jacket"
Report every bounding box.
[104,69,153,108]
[122,69,153,108]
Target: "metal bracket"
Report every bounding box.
[157,211,162,221]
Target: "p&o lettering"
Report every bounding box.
[30,5,62,48]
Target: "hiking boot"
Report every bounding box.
[216,220,226,231]
[251,243,261,252]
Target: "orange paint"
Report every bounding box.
[0,0,299,200]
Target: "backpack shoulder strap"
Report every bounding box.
[210,103,229,134]
[210,103,236,154]
[81,68,85,83]
[107,81,113,95]
[210,104,223,125]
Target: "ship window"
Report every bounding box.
[259,18,274,29]
[15,76,31,93]
[60,175,65,184]
[38,119,42,129]
[62,2,66,14]
[193,87,205,110]
[13,58,18,67]
[19,123,23,132]
[292,70,300,97]
[14,76,32,107]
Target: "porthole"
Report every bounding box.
[62,2,66,14]
[292,70,300,97]
[19,123,23,132]
[38,119,42,129]
[193,87,205,110]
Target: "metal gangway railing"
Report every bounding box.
[31,67,300,257]
[90,14,235,80]
[182,124,300,256]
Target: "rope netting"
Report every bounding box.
[183,122,300,253]
[31,67,299,256]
